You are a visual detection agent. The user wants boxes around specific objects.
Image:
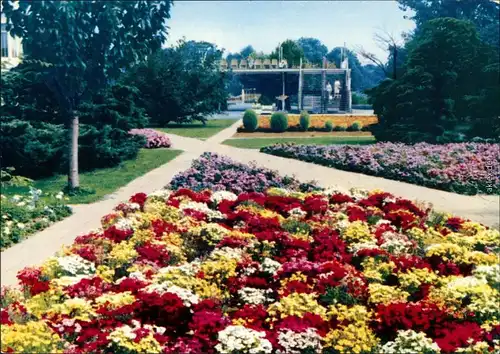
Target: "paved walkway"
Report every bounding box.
[2,119,498,287]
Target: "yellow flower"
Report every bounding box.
[398,267,438,292]
[109,241,138,266]
[368,283,409,305]
[200,257,238,285]
[109,325,162,353]
[1,321,64,353]
[341,221,374,244]
[327,304,373,325]
[268,293,327,320]
[25,289,65,318]
[362,258,396,283]
[95,291,136,309]
[324,323,379,353]
[47,297,96,321]
[96,265,115,283]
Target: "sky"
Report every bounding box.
[166,0,416,63]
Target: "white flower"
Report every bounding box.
[16,223,25,229]
[238,287,273,305]
[209,247,244,261]
[11,195,22,202]
[277,328,323,354]
[3,227,10,235]
[1,214,8,220]
[380,329,440,353]
[114,218,134,231]
[380,231,415,255]
[350,242,380,254]
[17,201,26,207]
[288,207,307,219]
[211,191,237,205]
[216,325,273,354]
[144,284,199,307]
[261,258,281,275]
[56,255,96,276]
[473,264,500,288]
[148,189,172,201]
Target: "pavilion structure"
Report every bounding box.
[220,57,352,113]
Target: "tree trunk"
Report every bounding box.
[68,114,80,189]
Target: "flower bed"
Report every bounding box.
[253,114,378,130]
[262,142,500,195]
[1,188,72,249]
[129,129,172,149]
[169,152,320,194]
[1,186,499,353]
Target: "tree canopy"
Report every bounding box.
[126,40,227,126]
[270,40,304,67]
[397,0,500,47]
[368,18,499,143]
[297,37,328,65]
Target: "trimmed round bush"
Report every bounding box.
[350,121,363,131]
[324,121,334,132]
[270,112,288,133]
[242,109,258,132]
[299,111,310,131]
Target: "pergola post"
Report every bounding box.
[346,69,352,113]
[321,57,327,113]
[298,57,303,111]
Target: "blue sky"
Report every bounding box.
[166,1,415,62]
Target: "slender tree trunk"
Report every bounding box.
[68,114,80,189]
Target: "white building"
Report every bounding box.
[1,12,22,70]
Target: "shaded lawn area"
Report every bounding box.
[6,149,182,204]
[222,136,376,149]
[156,119,236,140]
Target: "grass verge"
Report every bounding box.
[156,119,237,139]
[9,149,183,204]
[222,136,375,149]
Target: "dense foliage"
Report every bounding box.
[2,180,499,352]
[242,110,259,132]
[368,18,500,144]
[126,40,228,126]
[270,112,289,133]
[299,111,311,131]
[397,0,500,47]
[1,65,147,178]
[262,142,500,195]
[1,0,172,187]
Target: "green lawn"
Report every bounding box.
[222,136,376,149]
[156,119,237,139]
[6,149,182,204]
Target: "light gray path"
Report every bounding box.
[2,121,498,287]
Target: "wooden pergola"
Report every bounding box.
[220,58,352,113]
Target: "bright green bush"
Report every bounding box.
[299,111,310,131]
[270,112,288,133]
[350,121,363,131]
[325,121,334,132]
[242,109,259,132]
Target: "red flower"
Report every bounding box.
[434,322,483,353]
[103,225,133,243]
[172,189,211,203]
[230,304,268,330]
[1,308,12,325]
[129,193,148,209]
[66,277,111,300]
[137,242,170,266]
[303,195,328,215]
[330,193,354,204]
[275,313,330,336]
[17,267,49,296]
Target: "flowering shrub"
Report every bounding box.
[262,142,500,195]
[169,152,320,194]
[1,188,72,249]
[2,186,499,353]
[129,129,172,149]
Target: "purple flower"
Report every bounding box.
[129,129,172,149]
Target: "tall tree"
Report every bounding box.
[297,37,328,65]
[397,0,500,47]
[127,40,227,126]
[1,0,172,189]
[240,45,255,59]
[270,40,304,68]
[368,18,499,143]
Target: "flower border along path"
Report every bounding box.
[0,151,198,288]
[166,133,500,229]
